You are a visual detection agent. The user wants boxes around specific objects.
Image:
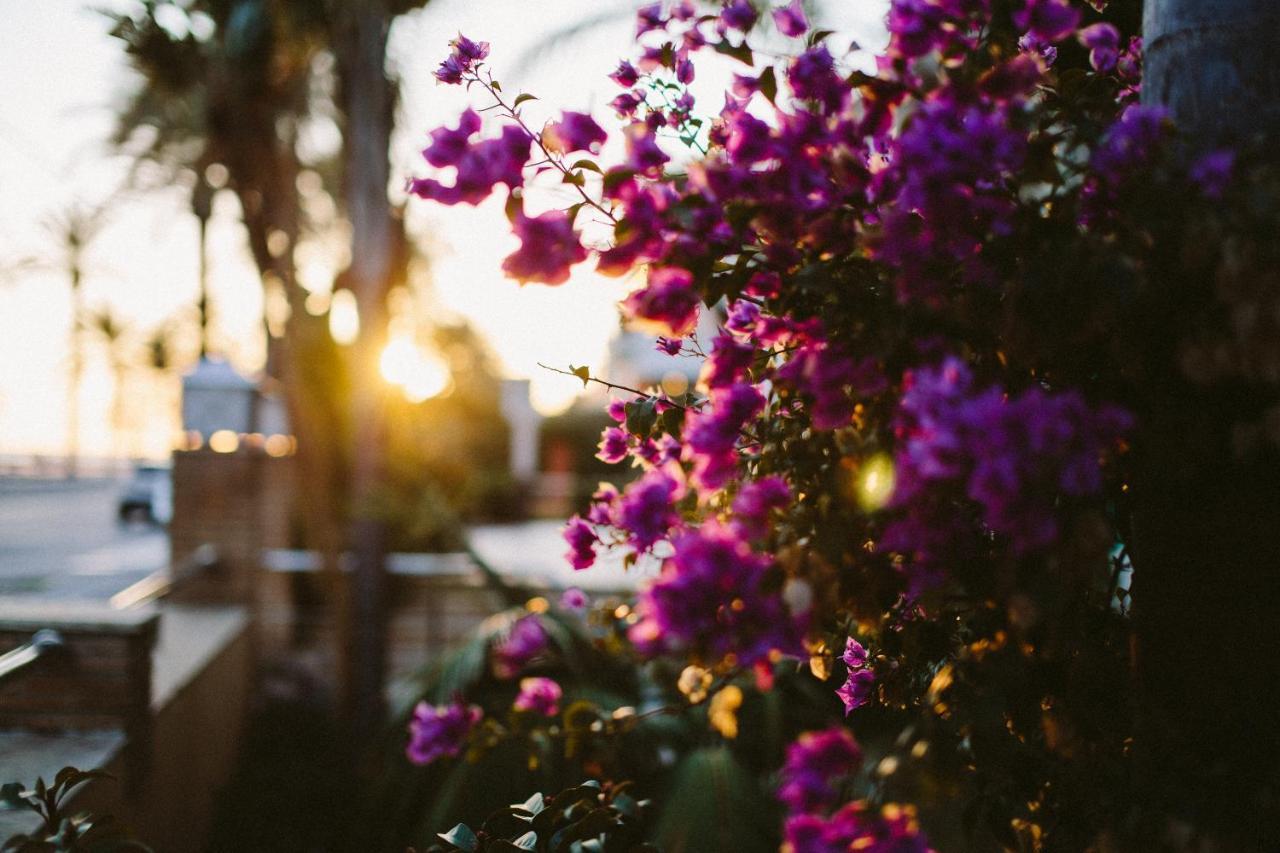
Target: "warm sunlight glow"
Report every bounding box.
[856,453,897,512]
[208,429,239,454]
[264,433,294,457]
[380,335,451,402]
[328,290,360,345]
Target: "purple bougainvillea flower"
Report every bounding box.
[778,727,863,814]
[501,209,587,285]
[617,470,681,551]
[544,111,608,155]
[623,267,701,336]
[513,677,563,716]
[684,382,765,491]
[624,123,671,176]
[1018,31,1058,66]
[773,0,809,37]
[836,638,874,714]
[610,90,644,118]
[494,614,549,678]
[563,516,598,571]
[1013,0,1080,43]
[676,54,696,85]
[725,110,775,164]
[837,668,876,715]
[656,336,683,356]
[410,124,531,206]
[785,801,936,853]
[842,638,868,669]
[635,2,666,37]
[732,476,790,538]
[421,109,482,168]
[596,425,630,464]
[406,700,482,765]
[788,45,846,112]
[1190,149,1235,199]
[701,334,755,390]
[434,54,467,85]
[560,587,589,611]
[453,34,489,62]
[629,523,802,665]
[721,0,758,32]
[434,34,489,84]
[587,483,618,525]
[1077,22,1120,71]
[609,59,640,88]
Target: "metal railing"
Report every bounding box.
[109,544,221,609]
[0,629,65,687]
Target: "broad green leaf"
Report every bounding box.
[713,39,754,66]
[437,823,479,852]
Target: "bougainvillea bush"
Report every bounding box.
[403,0,1273,849]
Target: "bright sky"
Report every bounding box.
[0,0,887,459]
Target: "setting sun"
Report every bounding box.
[379,334,451,402]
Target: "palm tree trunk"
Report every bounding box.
[333,0,398,741]
[1143,0,1280,143]
[1134,1,1280,841]
[66,268,82,479]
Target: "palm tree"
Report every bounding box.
[43,203,110,477]
[1134,0,1280,835]
[106,0,427,739]
[85,307,134,457]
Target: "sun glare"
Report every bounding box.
[328,290,360,345]
[380,335,451,402]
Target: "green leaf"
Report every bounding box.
[659,405,684,441]
[603,168,636,194]
[505,190,524,224]
[562,170,586,187]
[437,823,479,851]
[713,38,754,66]
[806,29,834,48]
[624,397,659,438]
[0,783,25,809]
[518,792,546,816]
[570,365,591,388]
[513,93,538,108]
[571,159,603,174]
[491,80,502,92]
[652,748,780,853]
[565,202,586,225]
[758,66,778,105]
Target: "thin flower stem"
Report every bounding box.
[473,72,618,224]
[537,362,688,410]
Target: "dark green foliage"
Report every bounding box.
[418,781,658,853]
[0,769,150,853]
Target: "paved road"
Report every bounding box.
[0,477,166,600]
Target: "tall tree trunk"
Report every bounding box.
[1144,0,1280,143]
[1135,1,1280,843]
[333,0,398,742]
[66,267,82,479]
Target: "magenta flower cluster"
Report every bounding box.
[492,614,550,678]
[405,0,1182,837]
[884,358,1131,584]
[513,677,563,716]
[836,638,874,715]
[780,727,934,852]
[629,523,803,666]
[406,699,483,766]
